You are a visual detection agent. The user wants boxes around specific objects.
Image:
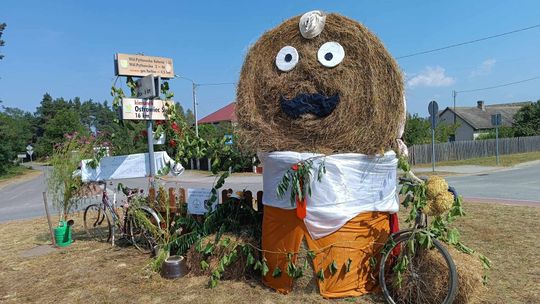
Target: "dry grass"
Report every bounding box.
[0,203,538,303]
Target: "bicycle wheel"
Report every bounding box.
[379,232,458,304]
[83,204,111,242]
[128,208,159,253]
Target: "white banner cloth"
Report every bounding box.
[261,151,399,239]
[81,151,184,182]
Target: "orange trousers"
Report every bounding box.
[262,205,390,298]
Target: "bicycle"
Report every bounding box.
[378,184,459,304]
[83,181,162,253]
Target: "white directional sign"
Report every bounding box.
[26,145,33,152]
[18,154,27,159]
[115,53,174,78]
[136,74,159,99]
[121,98,172,120]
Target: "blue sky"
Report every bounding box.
[1,0,539,117]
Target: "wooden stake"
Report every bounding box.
[42,192,56,247]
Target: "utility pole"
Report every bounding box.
[192,82,199,137]
[452,90,457,124]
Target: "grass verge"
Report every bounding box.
[415,150,540,168]
[0,166,33,180]
[0,166,41,188]
[0,202,538,303]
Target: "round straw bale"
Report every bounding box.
[186,233,259,281]
[236,13,404,154]
[392,243,486,304]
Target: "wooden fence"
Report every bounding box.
[408,135,540,165]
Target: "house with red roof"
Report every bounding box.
[198,102,237,125]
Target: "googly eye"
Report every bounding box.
[317,41,345,68]
[275,46,299,72]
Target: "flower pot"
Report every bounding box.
[161,255,188,279]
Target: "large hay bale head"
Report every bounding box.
[236,12,405,154]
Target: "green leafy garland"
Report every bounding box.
[276,157,326,206]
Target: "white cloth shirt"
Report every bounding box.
[260,151,399,239]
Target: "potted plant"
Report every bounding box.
[47,132,107,245]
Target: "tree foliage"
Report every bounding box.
[513,100,540,137]
[403,113,456,145]
[0,22,6,60]
[0,102,34,174]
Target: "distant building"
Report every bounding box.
[438,101,531,141]
[198,102,237,125]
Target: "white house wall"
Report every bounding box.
[439,111,475,141]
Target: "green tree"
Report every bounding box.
[403,113,456,145]
[37,109,86,156]
[513,100,540,137]
[0,102,34,174]
[186,108,195,126]
[0,23,6,60]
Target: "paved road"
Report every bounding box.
[0,167,263,223]
[1,162,539,222]
[446,162,540,204]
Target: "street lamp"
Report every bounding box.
[175,75,199,137]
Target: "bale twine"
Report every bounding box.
[236,13,404,155]
[186,233,259,281]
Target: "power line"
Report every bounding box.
[197,82,236,87]
[456,76,540,93]
[397,24,540,59]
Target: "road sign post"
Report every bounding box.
[26,145,34,163]
[491,113,502,166]
[115,54,175,179]
[428,101,439,172]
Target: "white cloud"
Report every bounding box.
[469,58,496,77]
[407,66,455,88]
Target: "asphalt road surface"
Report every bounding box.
[1,162,539,222]
[446,162,540,204]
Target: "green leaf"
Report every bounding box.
[307,250,316,261]
[262,258,269,276]
[317,269,325,282]
[209,278,218,288]
[217,259,225,272]
[479,254,492,269]
[345,258,353,273]
[272,266,282,278]
[200,260,209,271]
[220,237,231,248]
[253,260,262,271]
[286,261,296,278]
[203,243,214,255]
[447,228,460,245]
[246,252,255,266]
[329,260,338,275]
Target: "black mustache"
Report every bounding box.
[280,93,340,119]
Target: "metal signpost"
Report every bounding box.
[115,54,175,178]
[428,101,439,172]
[491,113,502,165]
[26,145,33,163]
[136,74,160,99]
